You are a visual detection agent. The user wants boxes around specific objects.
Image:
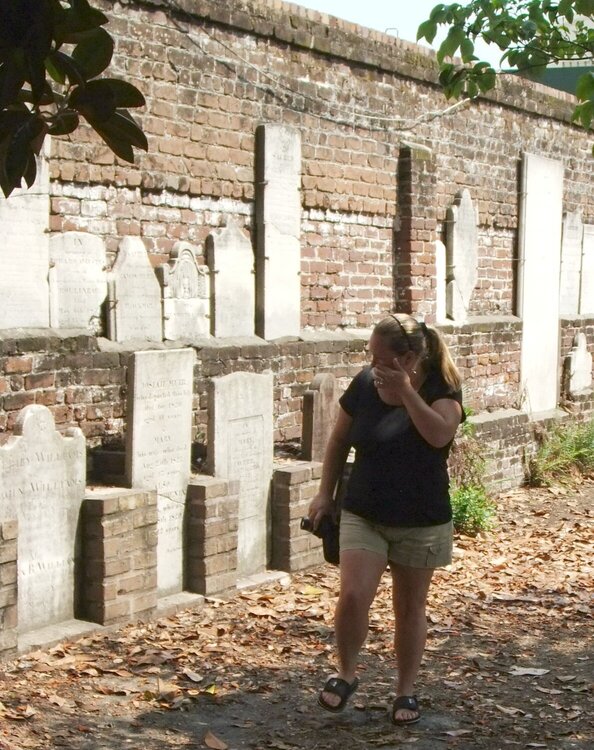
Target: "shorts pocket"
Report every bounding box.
[425,542,450,568]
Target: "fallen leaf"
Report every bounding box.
[509,667,550,677]
[204,729,228,749]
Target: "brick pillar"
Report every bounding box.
[394,143,438,321]
[271,461,324,572]
[186,475,239,596]
[0,520,18,659]
[81,488,158,626]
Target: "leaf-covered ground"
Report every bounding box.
[0,482,592,750]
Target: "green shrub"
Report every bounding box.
[449,409,496,536]
[450,484,496,536]
[527,419,594,487]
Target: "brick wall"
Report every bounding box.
[0,521,17,659]
[44,0,593,330]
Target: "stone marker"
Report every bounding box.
[580,225,594,314]
[518,153,563,414]
[0,151,50,328]
[49,232,107,331]
[126,349,195,596]
[255,124,302,339]
[302,373,339,462]
[446,189,478,322]
[157,241,210,341]
[559,212,584,316]
[0,405,86,634]
[207,372,273,577]
[205,221,255,337]
[107,237,162,342]
[434,239,447,324]
[566,332,592,396]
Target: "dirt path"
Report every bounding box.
[0,482,592,750]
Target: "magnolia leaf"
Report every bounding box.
[72,27,114,79]
[509,666,550,677]
[204,730,228,750]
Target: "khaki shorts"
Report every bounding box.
[340,510,453,569]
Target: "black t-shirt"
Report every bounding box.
[339,366,465,527]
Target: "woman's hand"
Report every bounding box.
[308,492,335,530]
[372,357,413,403]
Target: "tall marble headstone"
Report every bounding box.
[107,237,162,342]
[559,212,584,316]
[579,225,594,314]
[518,153,563,414]
[565,332,592,396]
[446,189,478,322]
[206,221,255,337]
[157,242,210,341]
[126,349,195,596]
[435,239,447,324]
[0,405,86,634]
[207,372,273,577]
[255,124,302,340]
[302,373,339,462]
[0,150,50,327]
[49,232,107,331]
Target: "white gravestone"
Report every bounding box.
[206,221,255,337]
[107,237,162,342]
[559,212,584,316]
[0,151,50,328]
[566,332,592,396]
[255,125,301,339]
[126,349,195,596]
[518,153,564,414]
[579,225,594,314]
[435,239,447,324]
[207,372,273,577]
[302,373,339,462]
[446,189,478,322]
[0,405,85,634]
[157,242,210,341]
[49,232,107,331]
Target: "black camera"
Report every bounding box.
[300,515,335,538]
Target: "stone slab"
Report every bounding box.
[518,153,563,414]
[0,405,86,634]
[0,151,50,328]
[566,332,592,395]
[255,124,301,340]
[107,237,162,342]
[206,221,255,337]
[207,372,273,577]
[446,189,478,322]
[125,349,195,596]
[301,373,339,462]
[157,242,210,341]
[580,225,594,314]
[49,232,107,331]
[559,212,584,316]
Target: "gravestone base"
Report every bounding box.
[81,488,158,626]
[0,520,18,659]
[186,476,239,596]
[271,461,325,572]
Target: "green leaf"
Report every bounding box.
[89,110,147,163]
[70,83,116,122]
[437,25,467,64]
[72,27,113,79]
[576,72,594,102]
[53,0,108,45]
[1,112,46,194]
[460,37,475,62]
[0,63,26,110]
[47,110,80,135]
[417,19,438,43]
[99,79,145,108]
[45,50,87,87]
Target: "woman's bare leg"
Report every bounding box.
[320,548,386,708]
[390,564,435,722]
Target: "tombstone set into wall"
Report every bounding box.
[0,355,338,656]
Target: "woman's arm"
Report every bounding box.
[400,390,462,448]
[308,406,352,527]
